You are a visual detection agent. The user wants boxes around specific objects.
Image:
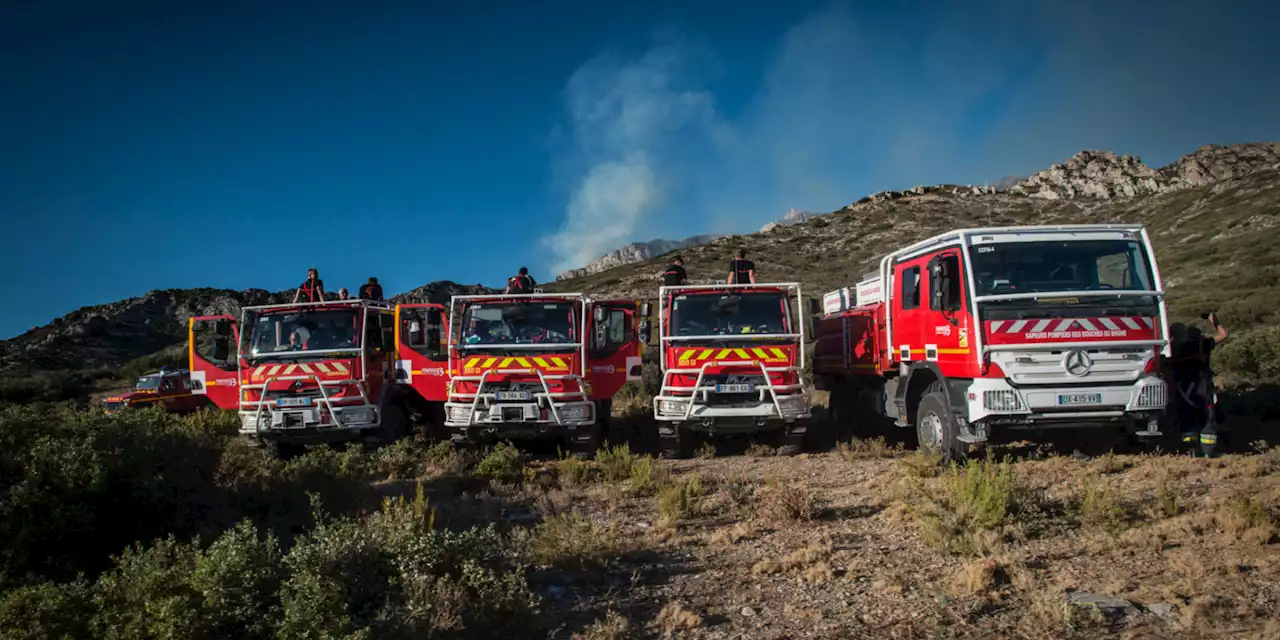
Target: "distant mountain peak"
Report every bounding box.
[554,235,722,281]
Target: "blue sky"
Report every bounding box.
[2,0,1278,339]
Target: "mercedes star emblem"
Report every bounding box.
[1063,350,1093,377]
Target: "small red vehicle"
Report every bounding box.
[814,224,1170,458]
[189,299,410,454]
[103,368,207,414]
[652,283,818,457]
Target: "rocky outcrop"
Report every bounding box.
[1160,142,1280,187]
[554,235,721,281]
[1008,143,1280,201]
[391,281,495,304]
[760,208,820,233]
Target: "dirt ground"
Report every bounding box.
[400,409,1280,640]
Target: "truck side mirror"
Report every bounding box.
[806,298,822,316]
[215,319,232,337]
[639,302,652,318]
[212,337,229,361]
[929,262,944,310]
[382,331,396,353]
[426,308,443,327]
[807,317,819,343]
[639,319,652,344]
[593,305,607,323]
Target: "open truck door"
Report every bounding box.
[588,299,647,399]
[395,303,450,402]
[188,315,240,409]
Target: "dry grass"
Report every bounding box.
[757,478,821,522]
[655,602,703,633]
[746,442,776,458]
[708,521,754,546]
[596,443,637,484]
[897,451,945,478]
[949,556,1012,597]
[751,540,836,583]
[525,511,624,571]
[656,474,704,527]
[572,610,629,640]
[837,436,900,460]
[1072,479,1137,534]
[908,458,1028,556]
[695,441,717,459]
[557,454,594,488]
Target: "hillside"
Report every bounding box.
[555,234,723,281]
[0,281,492,375]
[550,149,1280,334]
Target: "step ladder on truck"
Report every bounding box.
[653,282,821,458]
[440,291,649,456]
[188,299,413,456]
[813,224,1170,459]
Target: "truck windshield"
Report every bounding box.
[459,301,577,346]
[134,376,162,390]
[970,239,1155,297]
[248,309,361,356]
[669,292,790,336]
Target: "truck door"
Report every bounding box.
[395,304,450,401]
[588,300,646,399]
[892,259,929,365]
[188,315,240,409]
[927,251,970,373]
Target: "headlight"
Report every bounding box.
[447,406,472,422]
[339,407,376,424]
[658,399,689,415]
[777,394,809,414]
[239,413,263,430]
[559,404,592,422]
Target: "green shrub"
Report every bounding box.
[1214,325,1280,382]
[525,512,620,572]
[595,443,635,483]
[908,458,1028,555]
[0,580,93,640]
[475,442,523,485]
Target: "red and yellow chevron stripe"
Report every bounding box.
[676,347,790,364]
[461,356,571,373]
[249,362,351,381]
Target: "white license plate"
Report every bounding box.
[276,397,312,408]
[716,383,754,393]
[496,391,531,401]
[1057,393,1102,406]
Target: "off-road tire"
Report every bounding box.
[366,403,408,448]
[659,426,693,459]
[915,385,965,461]
[570,423,603,459]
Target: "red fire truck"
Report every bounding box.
[410,292,648,456]
[188,299,410,455]
[653,283,818,457]
[814,224,1170,458]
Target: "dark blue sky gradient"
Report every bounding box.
[3,0,1278,339]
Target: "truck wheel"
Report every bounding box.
[369,404,408,446]
[659,427,693,459]
[570,423,602,459]
[915,389,965,461]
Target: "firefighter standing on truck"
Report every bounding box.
[506,267,536,294]
[293,268,325,303]
[663,256,688,286]
[727,249,756,284]
[1167,312,1228,457]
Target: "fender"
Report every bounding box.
[893,362,972,422]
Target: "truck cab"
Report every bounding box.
[441,293,645,456]
[816,224,1169,458]
[653,283,817,457]
[189,300,410,454]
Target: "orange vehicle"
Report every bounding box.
[189,299,410,455]
[652,283,820,457]
[397,292,647,456]
[103,368,208,414]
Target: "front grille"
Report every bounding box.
[983,390,1023,412]
[1137,383,1166,409]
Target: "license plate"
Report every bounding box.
[1057,393,1102,406]
[277,397,312,408]
[716,383,753,394]
[496,391,531,401]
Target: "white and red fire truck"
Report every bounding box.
[189,299,410,455]
[815,224,1170,458]
[419,292,648,456]
[653,283,818,457]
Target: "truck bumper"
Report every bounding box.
[444,400,595,431]
[963,376,1166,427]
[238,405,380,439]
[653,392,811,432]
